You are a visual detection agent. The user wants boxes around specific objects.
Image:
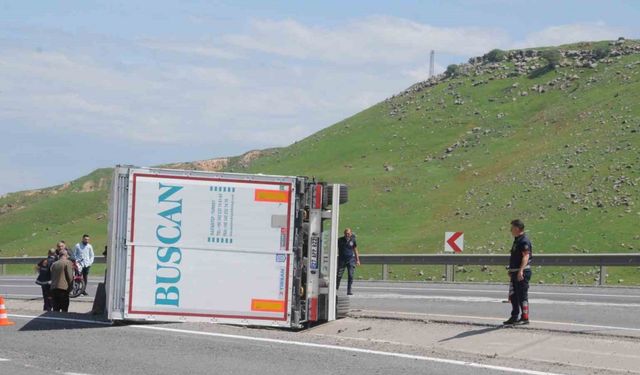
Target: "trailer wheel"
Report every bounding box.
[324,184,349,206]
[336,295,350,319]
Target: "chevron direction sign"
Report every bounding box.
[444,232,464,253]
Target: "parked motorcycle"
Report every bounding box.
[69,259,85,298]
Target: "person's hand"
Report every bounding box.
[517,270,524,281]
[356,259,361,266]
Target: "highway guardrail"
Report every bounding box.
[2,254,640,285]
[0,256,106,276]
[359,253,640,285]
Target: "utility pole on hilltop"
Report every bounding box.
[429,50,435,78]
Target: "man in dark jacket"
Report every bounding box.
[504,219,533,325]
[35,249,57,311]
[50,249,74,312]
[336,228,361,295]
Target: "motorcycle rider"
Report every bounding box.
[74,234,95,296]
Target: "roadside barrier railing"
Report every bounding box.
[359,253,640,285]
[2,254,640,285]
[0,256,106,276]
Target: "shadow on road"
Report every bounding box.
[18,312,111,332]
[438,326,502,342]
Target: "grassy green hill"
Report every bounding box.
[2,39,639,284]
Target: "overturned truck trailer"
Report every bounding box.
[105,166,348,328]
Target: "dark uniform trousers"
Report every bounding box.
[51,288,70,312]
[336,257,356,293]
[40,284,52,311]
[510,269,532,319]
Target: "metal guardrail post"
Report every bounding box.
[382,264,389,281]
[599,265,606,286]
[0,264,5,276]
[445,264,454,282]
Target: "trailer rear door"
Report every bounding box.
[115,168,296,327]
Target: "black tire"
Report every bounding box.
[324,184,349,206]
[336,295,350,319]
[70,279,85,299]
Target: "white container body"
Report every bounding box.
[107,167,297,327]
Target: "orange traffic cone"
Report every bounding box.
[0,295,16,326]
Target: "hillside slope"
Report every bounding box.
[0,149,278,257]
[2,39,639,284]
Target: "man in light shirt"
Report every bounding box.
[74,234,95,296]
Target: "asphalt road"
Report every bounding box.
[2,276,640,374]
[347,281,640,331]
[0,276,99,303]
[2,276,639,331]
[0,316,533,375]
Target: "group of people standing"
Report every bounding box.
[31,223,530,323]
[35,234,95,312]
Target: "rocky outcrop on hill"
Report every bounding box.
[387,38,640,114]
[166,149,278,172]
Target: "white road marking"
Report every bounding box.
[0,355,93,375]
[355,286,640,299]
[358,309,640,333]
[4,313,567,374]
[0,294,42,298]
[0,285,42,288]
[353,293,640,308]
[131,325,566,375]
[8,314,112,325]
[0,278,101,282]
[1,294,93,301]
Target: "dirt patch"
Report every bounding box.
[238,150,265,168]
[78,177,107,192]
[81,180,96,192]
[193,158,229,171]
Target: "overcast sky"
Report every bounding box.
[1,0,639,194]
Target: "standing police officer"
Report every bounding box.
[504,219,532,325]
[336,228,360,295]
